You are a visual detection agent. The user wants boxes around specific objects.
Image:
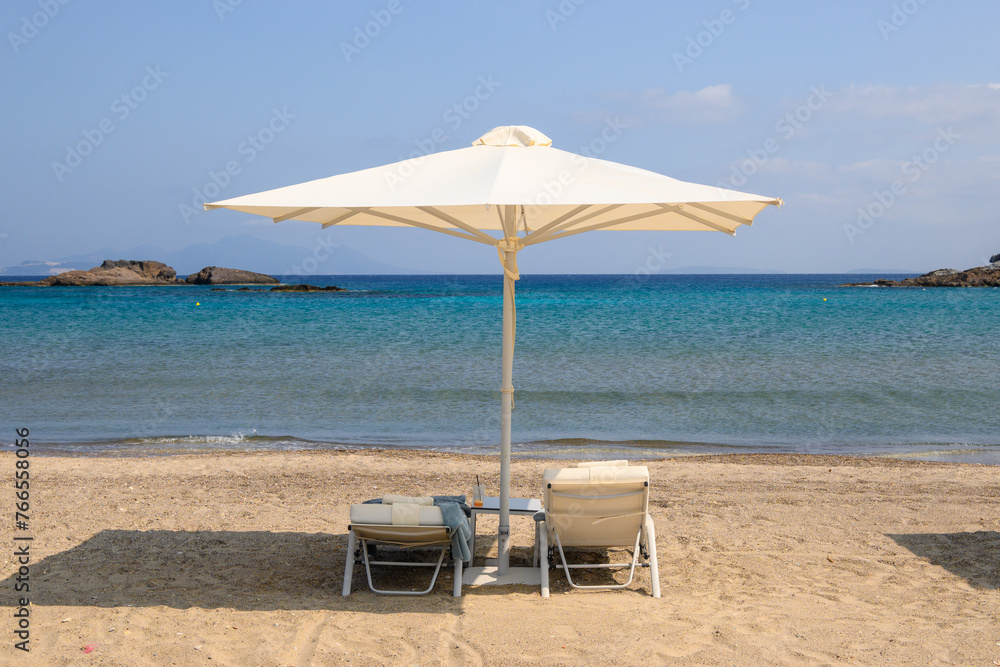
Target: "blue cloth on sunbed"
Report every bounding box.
[363,495,473,562]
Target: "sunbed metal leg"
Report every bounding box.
[645,515,660,598]
[359,537,449,596]
[533,521,540,567]
[468,512,477,569]
[342,529,357,596]
[539,520,550,598]
[453,555,463,597]
[552,529,641,591]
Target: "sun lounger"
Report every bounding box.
[342,498,470,597]
[536,462,660,597]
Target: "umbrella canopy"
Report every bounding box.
[206,125,782,577]
[206,125,778,242]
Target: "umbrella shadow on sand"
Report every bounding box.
[3,529,480,611]
[886,531,1000,589]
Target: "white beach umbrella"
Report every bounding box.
[205,125,782,578]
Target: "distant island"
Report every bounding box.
[844,256,1000,287]
[0,260,278,286]
[0,260,341,291]
[0,234,419,276]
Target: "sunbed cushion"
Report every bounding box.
[350,503,446,526]
[382,494,434,506]
[544,465,649,485]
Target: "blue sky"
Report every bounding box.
[2,0,998,274]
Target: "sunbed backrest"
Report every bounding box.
[543,465,649,548]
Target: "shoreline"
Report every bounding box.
[6,447,976,466]
[3,448,998,664]
[12,437,1000,466]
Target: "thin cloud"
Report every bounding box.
[581,84,746,127]
[758,157,829,176]
[830,84,1000,124]
[838,159,907,179]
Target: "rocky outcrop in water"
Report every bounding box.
[1,261,282,287]
[42,260,181,286]
[184,266,280,285]
[845,263,1000,287]
[270,284,345,292]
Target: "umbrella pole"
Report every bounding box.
[498,248,515,575]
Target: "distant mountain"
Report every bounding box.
[2,235,418,276]
[845,268,920,274]
[0,259,93,276]
[664,266,784,274]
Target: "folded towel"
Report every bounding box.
[382,494,434,506]
[578,459,628,468]
[391,502,421,525]
[586,466,628,482]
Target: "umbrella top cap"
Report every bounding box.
[473,125,552,148]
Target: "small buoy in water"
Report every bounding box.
[823,298,827,301]
[196,302,200,306]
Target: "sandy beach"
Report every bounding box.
[3,449,999,666]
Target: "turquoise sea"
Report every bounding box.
[2,274,999,464]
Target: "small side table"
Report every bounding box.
[470,497,543,567]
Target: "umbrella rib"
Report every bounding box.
[272,207,321,223]
[521,204,624,247]
[686,202,754,227]
[521,204,592,240]
[320,210,361,228]
[417,206,498,244]
[543,207,675,242]
[659,204,736,235]
[351,208,494,245]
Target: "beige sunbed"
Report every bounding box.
[342,500,465,597]
[537,462,660,597]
